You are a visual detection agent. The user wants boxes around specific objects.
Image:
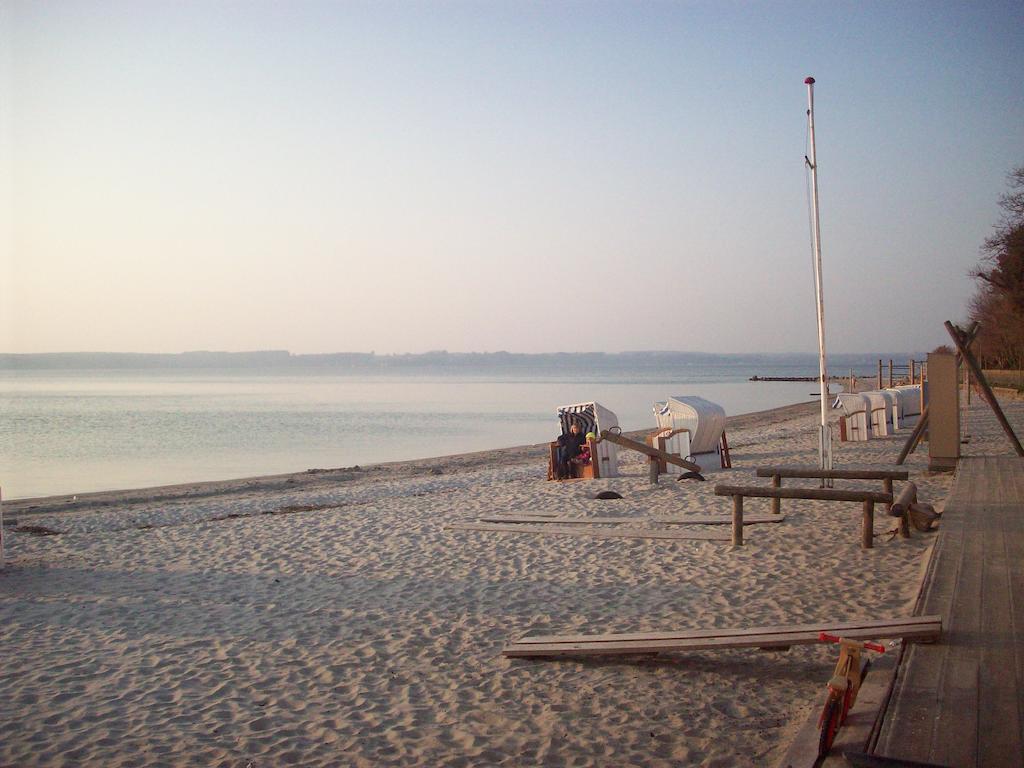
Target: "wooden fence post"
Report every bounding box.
[771,474,782,515]
[862,500,874,549]
[732,495,744,546]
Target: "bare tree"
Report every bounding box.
[969,166,1024,369]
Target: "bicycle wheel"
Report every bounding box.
[818,697,842,758]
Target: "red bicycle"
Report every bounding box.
[817,632,886,757]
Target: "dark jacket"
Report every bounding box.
[557,431,586,459]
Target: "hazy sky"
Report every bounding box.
[2,1,1022,355]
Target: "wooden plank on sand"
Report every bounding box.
[477,514,786,526]
[447,522,730,542]
[503,616,941,657]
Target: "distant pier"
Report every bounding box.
[749,375,846,382]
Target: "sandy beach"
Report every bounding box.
[3,398,1020,767]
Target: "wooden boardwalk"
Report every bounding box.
[870,455,1024,766]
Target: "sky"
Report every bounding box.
[2,1,1022,355]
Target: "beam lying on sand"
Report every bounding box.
[598,429,702,472]
[447,522,731,542]
[477,514,786,526]
[503,615,942,658]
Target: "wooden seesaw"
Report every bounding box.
[598,429,702,482]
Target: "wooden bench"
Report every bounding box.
[754,466,908,515]
[714,483,893,548]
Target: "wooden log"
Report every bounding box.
[908,502,940,532]
[862,499,875,549]
[713,485,892,504]
[896,404,930,465]
[889,482,918,539]
[756,466,908,481]
[732,495,743,546]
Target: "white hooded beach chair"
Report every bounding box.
[833,393,872,441]
[889,385,923,428]
[652,396,727,471]
[863,391,896,436]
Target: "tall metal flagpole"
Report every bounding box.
[805,76,832,471]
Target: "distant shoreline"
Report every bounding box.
[0,349,922,372]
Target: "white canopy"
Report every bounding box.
[653,395,726,455]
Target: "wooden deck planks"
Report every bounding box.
[977,458,1023,767]
[872,455,1024,766]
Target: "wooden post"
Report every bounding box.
[648,456,659,484]
[883,478,893,515]
[888,359,894,388]
[771,474,782,515]
[877,359,883,390]
[891,482,917,539]
[862,500,874,549]
[732,495,744,546]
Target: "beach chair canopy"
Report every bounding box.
[832,393,871,417]
[653,396,726,455]
[557,401,618,436]
[890,385,923,418]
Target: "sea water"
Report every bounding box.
[0,364,839,499]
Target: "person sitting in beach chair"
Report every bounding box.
[573,433,595,469]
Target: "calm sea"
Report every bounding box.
[0,364,838,499]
